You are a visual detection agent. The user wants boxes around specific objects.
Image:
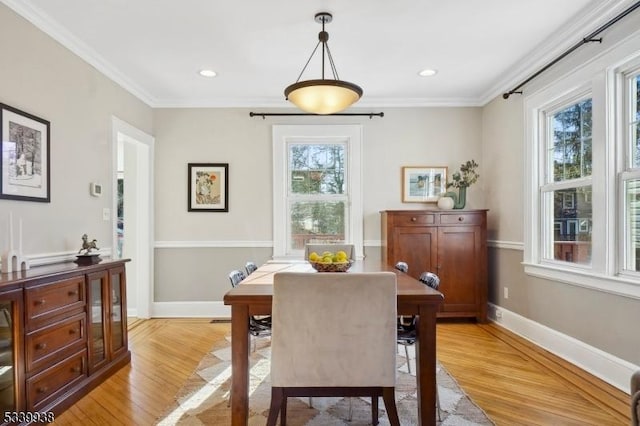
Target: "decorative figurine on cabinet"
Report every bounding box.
[76,234,101,265]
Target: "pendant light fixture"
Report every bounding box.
[284,12,363,115]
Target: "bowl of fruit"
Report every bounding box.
[308,250,354,272]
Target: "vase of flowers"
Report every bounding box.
[445,159,479,209]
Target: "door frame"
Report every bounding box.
[111,116,154,319]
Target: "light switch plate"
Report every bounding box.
[103,208,110,221]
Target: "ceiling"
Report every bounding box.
[2,0,635,108]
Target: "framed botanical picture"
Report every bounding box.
[402,166,447,203]
[188,163,229,212]
[0,103,50,202]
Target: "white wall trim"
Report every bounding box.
[154,240,273,249]
[487,240,524,250]
[151,301,230,319]
[0,249,112,268]
[488,303,639,393]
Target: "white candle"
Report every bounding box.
[19,218,22,253]
[8,212,13,251]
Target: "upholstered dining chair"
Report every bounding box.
[267,271,401,426]
[304,243,355,260]
[397,271,442,421]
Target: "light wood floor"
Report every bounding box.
[55,318,631,425]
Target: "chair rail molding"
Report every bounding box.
[155,240,273,248]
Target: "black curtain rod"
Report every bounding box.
[249,112,384,119]
[503,0,640,99]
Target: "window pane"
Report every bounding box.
[624,179,640,271]
[552,187,592,264]
[290,201,346,250]
[632,75,640,167]
[551,99,592,181]
[290,144,345,195]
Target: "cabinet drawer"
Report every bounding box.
[439,213,482,225]
[27,349,87,410]
[26,314,86,373]
[26,277,86,324]
[392,213,435,226]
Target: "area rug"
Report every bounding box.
[156,337,494,425]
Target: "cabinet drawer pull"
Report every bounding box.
[35,343,47,350]
[411,217,417,222]
[71,366,82,373]
[37,386,48,394]
[68,290,79,296]
[34,299,46,306]
[69,328,79,334]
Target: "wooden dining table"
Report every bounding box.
[223,259,444,426]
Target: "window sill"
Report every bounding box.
[523,263,640,300]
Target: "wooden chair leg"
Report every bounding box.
[267,387,283,426]
[382,387,400,426]
[372,396,379,426]
[281,393,288,426]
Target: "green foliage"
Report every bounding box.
[447,159,479,189]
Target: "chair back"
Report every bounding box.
[304,244,355,260]
[271,272,397,388]
[228,269,246,288]
[394,261,408,273]
[245,261,258,275]
[419,271,440,290]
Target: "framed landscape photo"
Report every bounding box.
[402,166,447,203]
[188,163,228,212]
[0,103,50,202]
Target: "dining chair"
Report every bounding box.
[304,243,355,260]
[397,271,442,421]
[245,261,258,275]
[227,269,271,350]
[267,271,401,426]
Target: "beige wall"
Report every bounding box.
[0,4,152,255]
[153,107,484,301]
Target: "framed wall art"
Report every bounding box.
[0,103,50,202]
[188,163,229,212]
[402,166,447,203]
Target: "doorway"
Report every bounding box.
[112,117,154,319]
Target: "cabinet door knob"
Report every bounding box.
[458,216,464,222]
[69,328,79,335]
[37,386,48,394]
[68,290,79,296]
[71,366,82,373]
[34,299,46,306]
[36,343,47,350]
[411,217,417,222]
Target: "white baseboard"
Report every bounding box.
[488,303,638,393]
[151,301,230,319]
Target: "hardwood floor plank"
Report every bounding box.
[55,318,631,425]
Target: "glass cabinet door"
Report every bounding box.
[109,267,127,357]
[87,271,108,372]
[0,289,24,412]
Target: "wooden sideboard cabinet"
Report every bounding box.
[0,259,130,422]
[381,209,488,322]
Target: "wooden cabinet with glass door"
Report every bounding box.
[0,289,24,415]
[86,266,127,374]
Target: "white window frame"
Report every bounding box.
[523,30,640,299]
[272,125,363,260]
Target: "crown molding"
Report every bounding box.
[480,0,639,105]
[1,0,157,106]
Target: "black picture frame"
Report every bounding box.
[188,163,229,212]
[0,103,51,202]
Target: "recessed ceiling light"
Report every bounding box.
[199,69,217,78]
[418,69,438,77]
